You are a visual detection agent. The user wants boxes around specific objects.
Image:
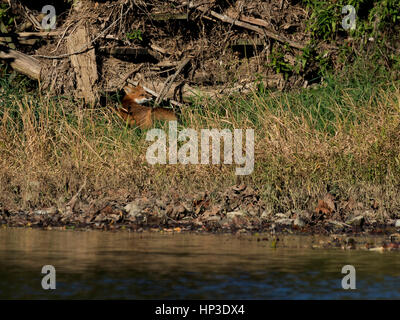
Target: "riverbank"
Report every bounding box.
[1,56,400,234]
[1,183,400,238]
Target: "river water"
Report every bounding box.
[0,228,399,299]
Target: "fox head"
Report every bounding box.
[123,85,152,104]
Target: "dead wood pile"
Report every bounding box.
[0,0,312,105]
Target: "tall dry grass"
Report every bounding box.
[1,64,400,217]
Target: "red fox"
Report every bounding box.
[117,85,177,129]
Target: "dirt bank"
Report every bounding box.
[1,184,399,236]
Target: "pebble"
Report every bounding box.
[326,220,347,231]
[124,203,142,217]
[275,218,294,226]
[345,215,364,227]
[261,209,273,220]
[294,217,306,227]
[226,211,245,220]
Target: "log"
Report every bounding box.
[0,45,41,80]
[128,80,256,103]
[67,25,99,105]
[0,31,59,45]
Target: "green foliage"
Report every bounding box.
[302,0,400,40]
[369,0,400,32]
[303,0,341,40]
[268,46,293,80]
[126,29,143,42]
[0,3,13,26]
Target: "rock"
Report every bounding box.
[34,207,58,215]
[345,215,364,227]
[294,217,306,227]
[219,218,231,227]
[124,202,142,217]
[275,218,294,226]
[206,215,221,222]
[226,210,245,220]
[326,220,349,231]
[395,219,400,228]
[261,209,273,220]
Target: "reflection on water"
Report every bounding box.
[0,228,399,299]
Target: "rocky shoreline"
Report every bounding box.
[1,184,400,236]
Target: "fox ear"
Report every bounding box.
[136,80,144,89]
[124,86,134,94]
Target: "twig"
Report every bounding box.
[150,43,171,55]
[155,57,191,105]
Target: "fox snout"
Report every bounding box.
[134,96,152,104]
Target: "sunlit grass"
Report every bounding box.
[1,61,400,218]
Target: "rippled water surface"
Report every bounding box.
[0,228,399,299]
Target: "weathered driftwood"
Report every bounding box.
[67,25,99,105]
[128,80,266,105]
[126,79,233,107]
[0,45,41,80]
[150,44,171,56]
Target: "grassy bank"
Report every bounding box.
[1,58,400,221]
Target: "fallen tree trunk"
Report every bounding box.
[127,79,272,104]
[0,45,41,80]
